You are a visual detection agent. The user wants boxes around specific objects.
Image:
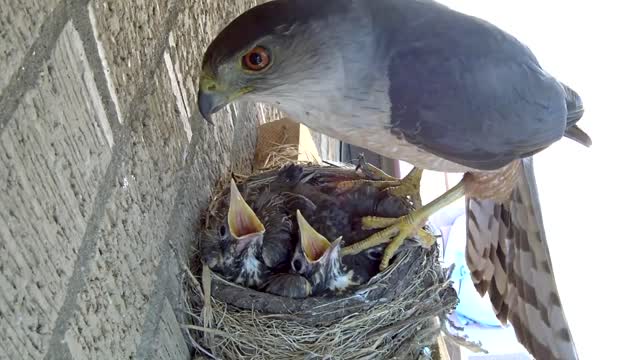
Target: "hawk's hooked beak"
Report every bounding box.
[198,72,229,123]
[228,179,265,245]
[198,73,252,123]
[296,210,331,263]
[198,90,228,123]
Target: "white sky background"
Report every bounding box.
[418,1,640,358]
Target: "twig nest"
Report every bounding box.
[185,162,458,359]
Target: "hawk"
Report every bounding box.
[197,2,590,357]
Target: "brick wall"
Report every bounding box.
[0,0,279,358]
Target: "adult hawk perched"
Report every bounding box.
[197,1,590,358]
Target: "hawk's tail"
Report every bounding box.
[562,83,591,147]
[465,157,579,360]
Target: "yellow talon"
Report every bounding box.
[384,167,423,207]
[415,229,437,248]
[336,166,423,209]
[336,179,400,192]
[343,179,466,271]
[342,224,399,256]
[348,215,437,269]
[380,225,413,269]
[361,216,399,230]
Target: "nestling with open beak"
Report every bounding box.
[200,178,296,288]
[200,162,432,298]
[291,210,358,295]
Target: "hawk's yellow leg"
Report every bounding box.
[383,167,423,207]
[342,179,466,270]
[337,166,423,206]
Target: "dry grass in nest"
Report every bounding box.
[184,247,457,360]
[183,162,459,360]
[258,143,303,170]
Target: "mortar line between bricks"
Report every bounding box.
[134,111,206,360]
[68,3,123,131]
[0,1,74,134]
[134,255,176,360]
[43,0,189,357]
[43,136,131,360]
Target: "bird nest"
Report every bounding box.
[183,162,459,360]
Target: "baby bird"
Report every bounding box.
[262,273,312,299]
[200,162,426,297]
[200,178,296,288]
[291,210,358,295]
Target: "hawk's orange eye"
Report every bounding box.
[242,46,271,71]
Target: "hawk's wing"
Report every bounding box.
[384,0,568,172]
[465,157,578,360]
